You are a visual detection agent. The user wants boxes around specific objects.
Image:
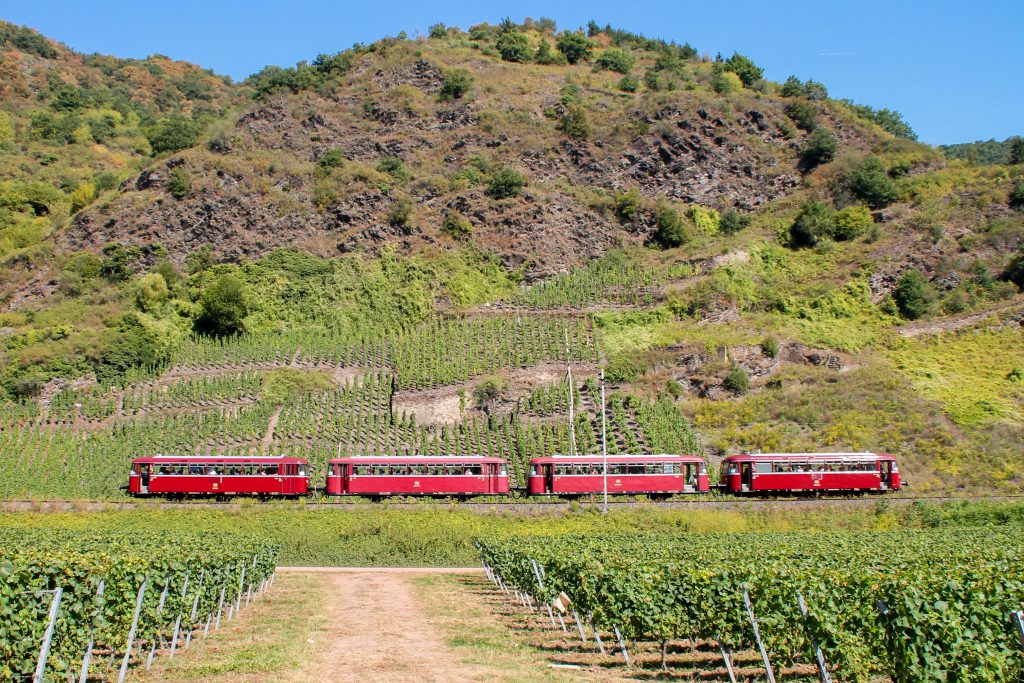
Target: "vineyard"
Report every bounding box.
[477,530,1024,681]
[0,313,702,498]
[0,526,278,681]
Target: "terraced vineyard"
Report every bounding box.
[0,526,278,681]
[478,530,1024,681]
[0,313,698,497]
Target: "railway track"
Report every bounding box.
[2,494,1022,513]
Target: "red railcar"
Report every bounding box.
[129,455,310,498]
[326,456,509,497]
[527,455,709,497]
[719,452,900,494]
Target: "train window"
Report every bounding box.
[530,464,538,476]
[755,462,772,474]
[465,465,482,476]
[352,465,368,476]
[426,465,443,476]
[500,463,507,476]
[665,463,679,474]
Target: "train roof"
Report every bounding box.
[329,455,506,464]
[722,452,892,462]
[530,454,704,464]
[133,455,307,464]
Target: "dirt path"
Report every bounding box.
[284,570,481,683]
[260,405,282,454]
[896,300,1024,338]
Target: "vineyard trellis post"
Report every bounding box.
[32,587,63,683]
[612,625,631,668]
[78,580,105,683]
[147,575,172,670]
[716,637,738,683]
[572,610,587,643]
[1012,610,1024,683]
[564,329,577,457]
[600,368,608,515]
[117,578,148,683]
[743,587,776,683]
[169,572,189,658]
[587,613,606,654]
[797,592,833,683]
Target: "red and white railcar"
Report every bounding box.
[326,456,509,497]
[527,455,709,497]
[129,455,309,498]
[719,452,900,494]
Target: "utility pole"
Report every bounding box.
[601,368,608,514]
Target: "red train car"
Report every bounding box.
[719,452,900,494]
[129,455,309,498]
[326,456,509,497]
[527,455,709,497]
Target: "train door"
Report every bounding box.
[488,462,506,494]
[139,464,150,494]
[740,463,752,492]
[880,461,892,489]
[545,464,554,494]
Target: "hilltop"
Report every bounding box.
[0,19,1022,496]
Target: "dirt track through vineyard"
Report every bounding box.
[280,569,480,682]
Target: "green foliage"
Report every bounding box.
[611,188,642,222]
[196,273,249,336]
[784,100,818,131]
[186,244,215,274]
[556,32,592,64]
[134,272,169,311]
[833,204,874,241]
[617,73,640,93]
[495,31,532,63]
[68,182,96,213]
[780,76,827,100]
[1012,139,1024,165]
[0,23,58,58]
[472,376,505,406]
[761,336,779,358]
[688,205,720,235]
[428,23,448,39]
[846,156,901,208]
[99,243,140,282]
[723,363,750,394]
[387,196,413,232]
[534,39,565,65]
[93,314,171,384]
[719,209,751,235]
[318,147,346,170]
[440,210,473,240]
[802,129,838,166]
[558,105,591,140]
[594,49,634,74]
[485,167,526,199]
[723,52,763,86]
[1011,180,1024,209]
[840,99,918,140]
[261,368,333,405]
[788,200,834,248]
[145,116,200,155]
[940,136,1023,165]
[654,205,687,248]
[376,156,410,183]
[893,269,934,320]
[438,69,472,101]
[713,71,742,95]
[1002,249,1024,289]
[167,167,192,199]
[605,353,645,383]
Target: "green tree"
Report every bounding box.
[496,31,532,62]
[167,168,192,199]
[186,245,215,274]
[1002,249,1024,289]
[617,74,640,93]
[558,105,591,140]
[594,49,635,74]
[535,39,565,64]
[893,269,934,320]
[654,205,687,248]
[438,70,472,101]
[556,32,592,64]
[723,52,763,86]
[1010,138,1024,165]
[196,274,249,336]
[134,273,169,312]
[387,196,413,232]
[719,209,751,235]
[428,23,448,39]
[485,167,526,199]
[802,129,837,166]
[788,200,834,248]
[785,101,818,131]
[846,156,900,208]
[1011,180,1024,209]
[713,71,742,94]
[146,116,200,155]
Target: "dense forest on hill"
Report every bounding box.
[0,18,1022,496]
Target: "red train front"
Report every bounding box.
[326,456,509,497]
[129,455,310,498]
[720,452,900,494]
[527,455,709,496]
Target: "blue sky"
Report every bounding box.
[4,0,1021,145]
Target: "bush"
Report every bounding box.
[802,129,837,167]
[713,71,742,94]
[377,156,410,183]
[784,101,818,131]
[428,23,448,39]
[1010,139,1024,165]
[846,156,901,209]
[186,245,215,274]
[473,376,504,406]
[195,273,248,336]
[761,337,779,358]
[594,49,635,74]
[441,210,473,240]
[439,70,472,101]
[788,200,834,249]
[617,73,640,93]
[723,364,751,394]
[654,205,687,248]
[719,209,751,235]
[69,182,96,213]
[318,147,346,170]
[833,205,874,241]
[167,168,191,199]
[688,206,720,235]
[556,32,592,64]
[146,116,200,155]
[134,273,169,312]
[605,353,644,383]
[485,167,526,199]
[387,196,413,232]
[723,53,763,86]
[1010,180,1024,209]
[558,105,591,140]
[535,39,565,65]
[893,269,934,320]
[1002,250,1024,289]
[612,189,642,222]
[496,31,532,62]
[99,243,139,282]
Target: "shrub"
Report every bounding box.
[473,376,504,406]
[654,205,687,248]
[833,205,874,241]
[167,168,192,199]
[318,147,346,170]
[761,337,779,358]
[99,243,138,282]
[376,156,410,183]
[723,364,751,394]
[69,182,96,213]
[893,269,934,320]
[485,167,526,199]
[846,156,900,208]
[1010,180,1024,209]
[606,353,644,383]
[719,209,751,235]
[387,196,413,231]
[788,200,834,249]
[617,73,640,93]
[535,39,565,65]
[612,189,642,222]
[186,245,215,274]
[196,273,248,336]
[428,23,448,39]
[784,101,818,131]
[556,32,592,64]
[713,71,742,94]
[723,53,763,86]
[558,105,591,140]
[688,206,720,235]
[439,70,472,101]
[261,368,333,405]
[145,116,200,155]
[802,129,837,166]
[665,379,683,398]
[496,31,532,62]
[134,273,169,311]
[441,210,473,240]
[1003,249,1024,289]
[594,49,634,74]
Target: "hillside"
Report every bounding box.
[0,19,1023,497]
